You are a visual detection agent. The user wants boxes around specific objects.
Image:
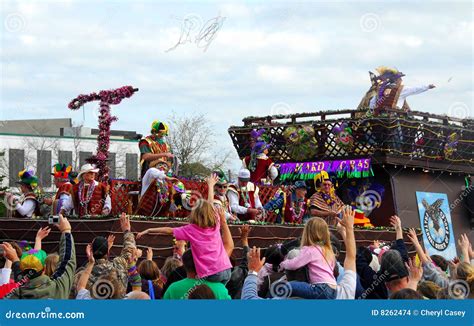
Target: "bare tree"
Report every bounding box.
[23,133,59,172]
[70,125,83,171]
[167,112,215,169]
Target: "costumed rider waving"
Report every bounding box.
[227,169,264,221]
[63,164,111,217]
[136,158,180,217]
[309,171,344,226]
[264,180,310,224]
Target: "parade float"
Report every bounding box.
[1,68,473,265]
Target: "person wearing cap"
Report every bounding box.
[42,164,75,215]
[5,214,76,299]
[227,169,263,221]
[135,159,179,217]
[86,213,137,291]
[5,169,41,218]
[212,170,236,221]
[309,171,344,225]
[63,163,111,217]
[242,130,278,185]
[264,181,310,224]
[139,120,174,179]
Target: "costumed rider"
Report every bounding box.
[365,67,436,112]
[63,164,111,217]
[309,171,344,226]
[264,180,310,224]
[6,169,41,218]
[139,120,174,179]
[242,129,278,185]
[43,163,76,215]
[212,169,236,221]
[136,159,179,217]
[227,168,264,221]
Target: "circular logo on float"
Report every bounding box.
[422,198,450,251]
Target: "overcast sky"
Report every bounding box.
[1,0,472,167]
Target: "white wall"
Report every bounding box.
[0,133,140,192]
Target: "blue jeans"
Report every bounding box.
[289,282,336,299]
[204,268,232,285]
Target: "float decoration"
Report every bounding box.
[68,86,138,182]
[282,125,318,161]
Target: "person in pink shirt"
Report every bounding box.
[280,215,338,299]
[137,174,234,284]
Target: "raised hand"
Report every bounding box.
[57,214,72,233]
[120,212,131,233]
[406,257,422,289]
[86,243,95,264]
[458,234,471,263]
[206,173,219,187]
[406,228,420,246]
[146,247,153,261]
[247,246,266,273]
[36,227,51,241]
[390,215,403,239]
[107,234,115,252]
[239,224,251,246]
[0,242,19,262]
[389,215,402,230]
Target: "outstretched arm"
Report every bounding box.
[34,227,51,251]
[337,206,356,272]
[406,228,429,264]
[218,207,234,257]
[206,173,219,203]
[77,244,95,292]
[137,227,174,239]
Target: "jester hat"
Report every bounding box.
[213,169,229,186]
[20,249,47,273]
[314,170,337,190]
[51,163,72,180]
[17,169,38,188]
[151,120,169,135]
[173,181,186,194]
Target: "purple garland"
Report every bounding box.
[68,86,138,182]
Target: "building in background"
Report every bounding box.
[0,118,141,191]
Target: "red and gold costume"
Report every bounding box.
[243,156,275,184]
[135,178,174,217]
[71,181,110,216]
